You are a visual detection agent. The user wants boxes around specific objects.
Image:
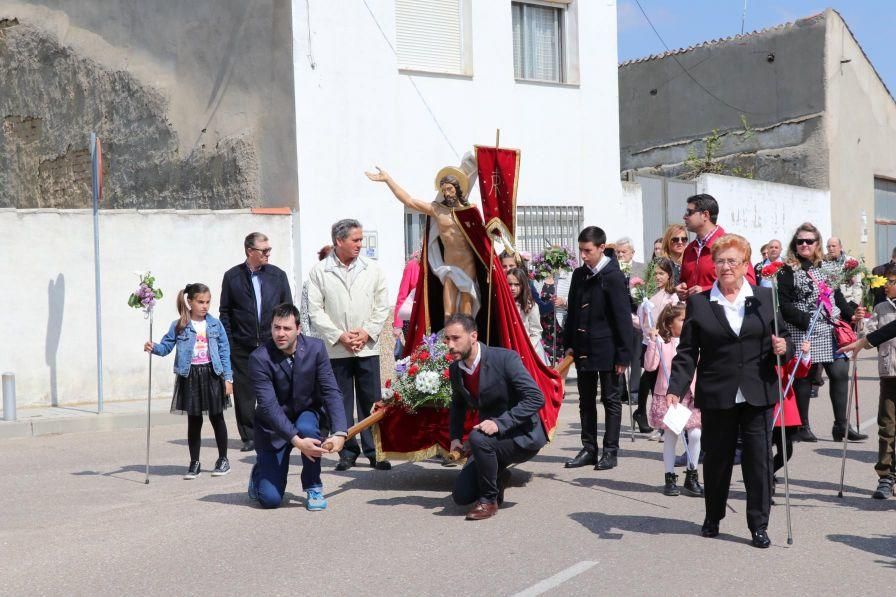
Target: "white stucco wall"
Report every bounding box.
[697,174,832,257]
[291,0,627,289]
[0,209,296,407]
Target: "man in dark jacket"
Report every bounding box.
[445,314,547,521]
[247,303,347,511]
[563,226,634,471]
[220,232,293,452]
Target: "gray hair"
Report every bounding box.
[331,219,362,244]
[244,232,269,252]
[614,237,634,250]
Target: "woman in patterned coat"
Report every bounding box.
[778,222,866,443]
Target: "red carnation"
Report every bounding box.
[761,261,784,278]
[844,258,859,270]
[442,369,450,379]
[418,350,430,361]
[408,364,419,376]
[385,378,391,388]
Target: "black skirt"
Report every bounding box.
[171,363,232,416]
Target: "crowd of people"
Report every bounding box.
[142,192,896,547]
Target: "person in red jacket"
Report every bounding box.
[676,194,756,300]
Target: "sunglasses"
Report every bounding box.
[794,238,817,246]
[683,208,704,217]
[250,247,273,255]
[670,236,688,243]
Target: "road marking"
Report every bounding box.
[512,560,598,597]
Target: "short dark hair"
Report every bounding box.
[271,303,300,327]
[244,232,269,252]
[578,226,606,246]
[444,313,477,333]
[885,263,896,277]
[686,194,719,224]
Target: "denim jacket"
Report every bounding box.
[151,315,233,380]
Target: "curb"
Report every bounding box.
[0,411,184,440]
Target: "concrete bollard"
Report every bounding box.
[2,372,15,422]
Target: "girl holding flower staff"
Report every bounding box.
[145,283,233,480]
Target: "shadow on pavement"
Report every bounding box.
[72,464,186,483]
[827,533,896,569]
[199,491,305,509]
[569,512,747,545]
[813,447,878,464]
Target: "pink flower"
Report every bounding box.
[629,277,644,288]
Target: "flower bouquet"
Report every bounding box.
[531,246,577,282]
[630,260,658,303]
[128,271,164,315]
[382,333,455,412]
[840,257,885,310]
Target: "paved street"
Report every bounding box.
[1,356,893,596]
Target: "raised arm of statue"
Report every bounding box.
[365,167,434,216]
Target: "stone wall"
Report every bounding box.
[0,1,296,209]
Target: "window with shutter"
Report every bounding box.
[511,1,570,83]
[396,0,468,75]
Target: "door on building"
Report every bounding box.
[634,174,696,257]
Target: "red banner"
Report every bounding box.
[475,146,520,237]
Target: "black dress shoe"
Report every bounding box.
[701,518,719,538]
[832,426,868,442]
[240,440,254,452]
[368,458,392,470]
[633,410,653,433]
[797,427,817,443]
[335,456,357,471]
[564,449,597,468]
[751,529,771,548]
[595,452,617,471]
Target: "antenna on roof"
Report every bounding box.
[741,0,748,34]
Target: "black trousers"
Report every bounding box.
[452,430,539,504]
[231,344,256,443]
[576,370,622,454]
[794,360,849,431]
[331,355,381,460]
[702,403,774,532]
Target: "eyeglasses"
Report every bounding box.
[886,279,896,286]
[713,258,743,267]
[794,238,817,246]
[684,208,704,217]
[250,247,273,256]
[671,236,688,243]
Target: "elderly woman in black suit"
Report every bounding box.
[666,234,790,548]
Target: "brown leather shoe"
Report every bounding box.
[465,501,499,520]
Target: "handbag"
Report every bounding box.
[397,289,416,321]
[832,317,857,347]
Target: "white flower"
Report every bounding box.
[381,388,395,400]
[414,370,440,394]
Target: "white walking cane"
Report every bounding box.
[768,279,794,545]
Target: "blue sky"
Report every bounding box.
[617,1,894,94]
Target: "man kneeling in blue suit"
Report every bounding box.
[247,303,348,510]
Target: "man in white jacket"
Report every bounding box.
[307,219,392,471]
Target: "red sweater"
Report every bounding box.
[679,225,757,289]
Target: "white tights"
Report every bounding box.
[663,428,702,473]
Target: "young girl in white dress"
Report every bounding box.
[507,268,547,364]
